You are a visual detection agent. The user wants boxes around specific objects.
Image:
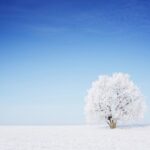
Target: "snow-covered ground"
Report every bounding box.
[0,125,150,150]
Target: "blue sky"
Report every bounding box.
[0,0,150,125]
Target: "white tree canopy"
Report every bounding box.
[85,73,146,127]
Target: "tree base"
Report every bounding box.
[109,122,117,129]
[107,119,117,129]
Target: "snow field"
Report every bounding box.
[0,125,150,150]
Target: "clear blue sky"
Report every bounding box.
[0,0,150,125]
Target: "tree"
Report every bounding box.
[85,73,146,129]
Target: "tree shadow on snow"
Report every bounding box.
[117,123,150,129]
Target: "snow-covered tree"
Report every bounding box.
[85,73,146,129]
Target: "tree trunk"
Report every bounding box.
[108,120,117,129]
[107,117,117,129]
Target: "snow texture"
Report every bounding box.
[85,73,146,124]
[0,125,150,150]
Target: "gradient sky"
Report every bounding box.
[0,0,150,125]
